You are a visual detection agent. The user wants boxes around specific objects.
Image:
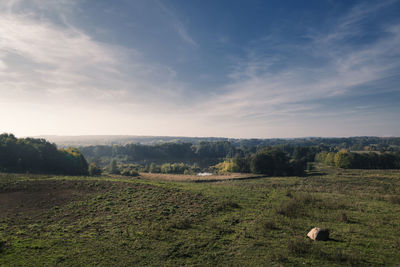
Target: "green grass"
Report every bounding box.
[0,165,400,266]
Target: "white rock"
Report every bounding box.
[307,227,329,241]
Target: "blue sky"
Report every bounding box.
[1,0,400,138]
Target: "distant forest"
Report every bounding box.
[1,134,400,176]
[79,136,400,174]
[40,135,400,150]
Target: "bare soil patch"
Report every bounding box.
[140,172,265,182]
[0,180,103,220]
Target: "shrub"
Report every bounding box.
[121,169,139,177]
[214,160,240,173]
[130,170,139,177]
[88,163,102,176]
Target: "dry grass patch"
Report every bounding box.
[140,172,264,182]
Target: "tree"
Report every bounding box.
[334,152,352,168]
[149,162,160,173]
[109,159,120,174]
[250,150,291,176]
[89,163,102,176]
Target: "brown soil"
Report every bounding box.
[140,172,265,182]
[0,180,100,220]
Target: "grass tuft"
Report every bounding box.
[275,199,304,218]
[288,236,311,255]
[338,211,349,223]
[257,218,278,232]
[169,218,192,230]
[215,199,240,211]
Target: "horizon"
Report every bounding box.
[10,133,400,140]
[1,0,400,138]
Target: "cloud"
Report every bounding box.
[0,0,197,136]
[156,0,197,47]
[0,0,398,138]
[0,13,123,103]
[193,1,400,130]
[174,22,197,47]
[0,1,190,109]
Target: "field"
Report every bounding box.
[1,166,400,266]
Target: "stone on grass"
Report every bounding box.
[307,227,329,241]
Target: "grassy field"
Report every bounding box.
[1,165,400,266]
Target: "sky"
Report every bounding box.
[1,0,400,138]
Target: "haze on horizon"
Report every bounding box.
[1,0,400,139]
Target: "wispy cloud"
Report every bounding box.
[0,13,123,103]
[174,22,197,47]
[0,0,399,138]
[156,0,198,47]
[192,1,400,132]
[0,0,195,136]
[0,0,189,108]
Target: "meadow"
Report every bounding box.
[1,165,400,266]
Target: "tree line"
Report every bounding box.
[213,147,315,176]
[2,133,400,176]
[90,144,317,177]
[80,141,237,167]
[315,150,400,169]
[0,134,88,175]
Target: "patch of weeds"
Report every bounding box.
[288,236,311,255]
[207,220,234,235]
[337,211,349,223]
[275,199,304,218]
[311,246,362,265]
[292,192,318,204]
[388,195,400,204]
[392,236,400,250]
[215,199,240,212]
[55,255,66,264]
[285,189,293,198]
[271,250,289,264]
[169,218,192,230]
[223,216,240,226]
[257,218,278,232]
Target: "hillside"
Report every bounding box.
[1,166,400,266]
